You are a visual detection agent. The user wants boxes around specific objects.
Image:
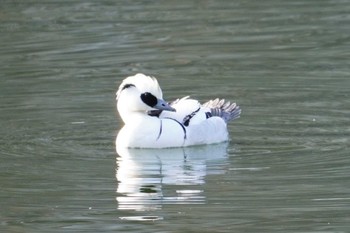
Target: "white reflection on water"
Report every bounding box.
[116,143,228,212]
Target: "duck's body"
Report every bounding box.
[116,73,241,148]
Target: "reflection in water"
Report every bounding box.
[116,143,228,212]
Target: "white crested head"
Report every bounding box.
[116,73,175,123]
[117,73,163,100]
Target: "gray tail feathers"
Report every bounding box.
[202,98,241,122]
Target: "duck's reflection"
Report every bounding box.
[116,143,228,211]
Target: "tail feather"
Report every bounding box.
[202,98,241,122]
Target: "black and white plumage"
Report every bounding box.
[202,98,241,122]
[116,73,241,148]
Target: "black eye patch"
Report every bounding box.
[140,92,158,107]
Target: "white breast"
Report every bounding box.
[116,115,187,148]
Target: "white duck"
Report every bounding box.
[116,73,241,148]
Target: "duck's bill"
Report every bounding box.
[154,99,176,112]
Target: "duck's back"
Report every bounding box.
[159,97,234,146]
[184,116,229,146]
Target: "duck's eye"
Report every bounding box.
[140,92,157,107]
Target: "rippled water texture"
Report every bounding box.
[1,1,350,232]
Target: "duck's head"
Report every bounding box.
[116,73,175,122]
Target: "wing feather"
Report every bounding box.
[202,98,241,122]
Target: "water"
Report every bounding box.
[1,0,350,232]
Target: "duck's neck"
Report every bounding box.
[119,110,152,125]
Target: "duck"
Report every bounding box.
[116,73,241,148]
